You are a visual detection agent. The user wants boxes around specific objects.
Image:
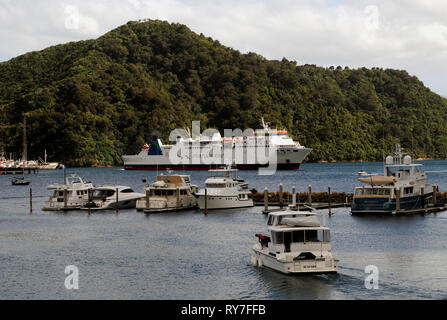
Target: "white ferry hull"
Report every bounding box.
[122,148,311,171]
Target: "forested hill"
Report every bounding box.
[1,20,446,166]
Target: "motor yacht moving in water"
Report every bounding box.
[196,167,254,210]
[136,172,198,213]
[43,174,94,211]
[85,186,145,210]
[351,143,436,215]
[251,210,338,274]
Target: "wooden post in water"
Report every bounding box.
[308,184,312,206]
[176,187,180,211]
[433,185,437,204]
[204,188,208,215]
[145,189,150,211]
[88,188,91,215]
[279,184,283,208]
[395,187,400,212]
[292,186,296,208]
[63,188,68,209]
[29,187,33,213]
[115,187,119,213]
[328,187,332,216]
[264,187,268,213]
[421,187,425,208]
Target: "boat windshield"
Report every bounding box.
[93,189,115,199]
[271,230,330,244]
[151,189,176,196]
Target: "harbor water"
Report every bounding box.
[1,160,447,299]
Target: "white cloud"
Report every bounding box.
[0,0,446,96]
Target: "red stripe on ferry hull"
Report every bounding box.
[124,163,301,171]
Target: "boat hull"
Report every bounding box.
[197,195,253,210]
[351,192,433,215]
[251,248,338,274]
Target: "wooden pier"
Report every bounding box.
[254,184,447,215]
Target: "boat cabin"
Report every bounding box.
[268,226,331,257]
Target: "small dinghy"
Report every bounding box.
[11,177,30,185]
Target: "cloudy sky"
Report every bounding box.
[1,0,446,96]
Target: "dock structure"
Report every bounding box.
[254,185,447,215]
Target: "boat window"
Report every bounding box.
[206,183,226,188]
[304,230,319,242]
[180,190,187,195]
[267,216,274,226]
[292,230,304,243]
[167,190,174,196]
[271,231,284,244]
[404,187,413,195]
[93,189,115,198]
[121,188,135,193]
[323,230,330,242]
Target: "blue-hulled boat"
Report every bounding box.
[351,143,436,215]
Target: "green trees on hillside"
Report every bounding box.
[0,19,446,166]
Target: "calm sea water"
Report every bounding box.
[1,160,447,300]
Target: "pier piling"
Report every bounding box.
[204,188,208,215]
[308,185,312,206]
[421,187,425,208]
[88,188,92,215]
[145,189,150,211]
[279,184,283,208]
[328,187,332,216]
[29,187,33,213]
[115,187,119,213]
[395,187,400,213]
[433,186,437,204]
[63,189,68,209]
[263,187,269,214]
[176,187,180,211]
[292,186,296,207]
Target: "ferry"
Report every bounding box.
[351,143,435,215]
[122,118,311,170]
[251,210,339,274]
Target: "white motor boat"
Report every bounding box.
[136,172,198,212]
[86,185,145,210]
[43,174,94,211]
[251,210,339,274]
[196,166,254,210]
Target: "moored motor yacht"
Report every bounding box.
[136,172,198,212]
[251,210,339,274]
[43,174,94,211]
[351,143,436,215]
[196,166,253,210]
[86,185,144,210]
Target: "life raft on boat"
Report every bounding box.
[358,175,397,185]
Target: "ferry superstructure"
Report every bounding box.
[122,118,311,170]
